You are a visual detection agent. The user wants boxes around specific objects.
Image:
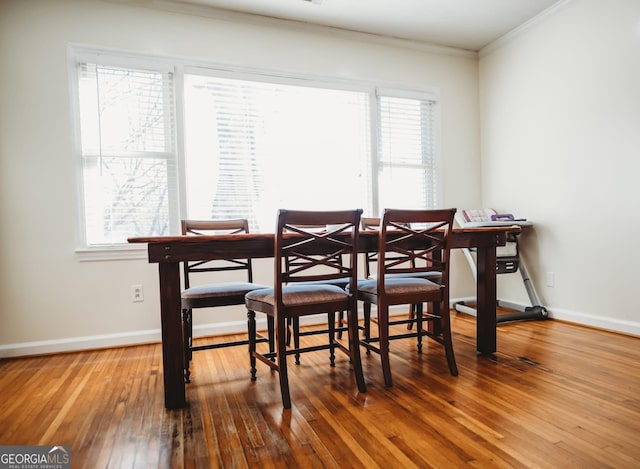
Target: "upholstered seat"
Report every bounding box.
[247,284,347,308]
[182,282,265,302]
[357,276,441,296]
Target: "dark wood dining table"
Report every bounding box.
[129,226,519,409]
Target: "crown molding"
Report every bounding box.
[479,0,574,57]
[104,0,477,59]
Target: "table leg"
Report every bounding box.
[475,245,497,354]
[158,262,187,409]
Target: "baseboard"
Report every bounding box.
[452,297,640,338]
[544,306,640,337]
[0,317,272,359]
[2,302,638,358]
[0,314,339,358]
[0,329,162,359]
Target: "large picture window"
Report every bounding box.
[183,73,371,232]
[72,50,440,248]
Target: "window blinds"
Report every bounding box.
[377,94,438,210]
[183,73,371,232]
[77,61,176,245]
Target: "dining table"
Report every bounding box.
[129,225,519,409]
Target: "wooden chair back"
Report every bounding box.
[284,224,345,276]
[181,219,253,287]
[274,209,362,309]
[361,216,414,278]
[377,208,456,296]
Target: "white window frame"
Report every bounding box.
[70,49,180,260]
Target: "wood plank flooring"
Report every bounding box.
[1,311,640,468]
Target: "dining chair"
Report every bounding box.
[245,209,366,409]
[360,217,442,331]
[181,219,271,383]
[352,208,458,387]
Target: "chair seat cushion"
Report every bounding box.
[384,271,442,281]
[246,284,347,307]
[353,277,441,296]
[296,277,350,288]
[182,282,268,300]
[363,272,441,281]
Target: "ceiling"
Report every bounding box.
[167,0,567,51]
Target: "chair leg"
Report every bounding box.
[293,317,301,365]
[182,308,192,383]
[407,304,416,330]
[286,317,293,346]
[347,307,367,393]
[440,302,458,376]
[362,302,372,354]
[328,313,336,367]
[416,302,423,353]
[276,318,292,409]
[248,310,257,381]
[267,316,275,360]
[431,301,443,336]
[377,303,393,387]
[336,310,345,339]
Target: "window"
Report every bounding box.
[75,57,177,246]
[183,73,371,232]
[377,92,438,211]
[72,50,440,247]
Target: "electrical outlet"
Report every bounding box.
[131,284,144,302]
[546,272,555,288]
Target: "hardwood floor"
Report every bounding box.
[2,311,640,468]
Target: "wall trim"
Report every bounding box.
[2,300,637,358]
[479,0,574,57]
[106,0,477,58]
[452,297,640,338]
[0,329,162,359]
[545,306,640,338]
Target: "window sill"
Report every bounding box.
[75,245,148,262]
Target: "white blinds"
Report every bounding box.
[377,94,438,210]
[77,62,176,245]
[183,73,371,232]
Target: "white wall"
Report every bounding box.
[479,0,640,334]
[0,0,481,355]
